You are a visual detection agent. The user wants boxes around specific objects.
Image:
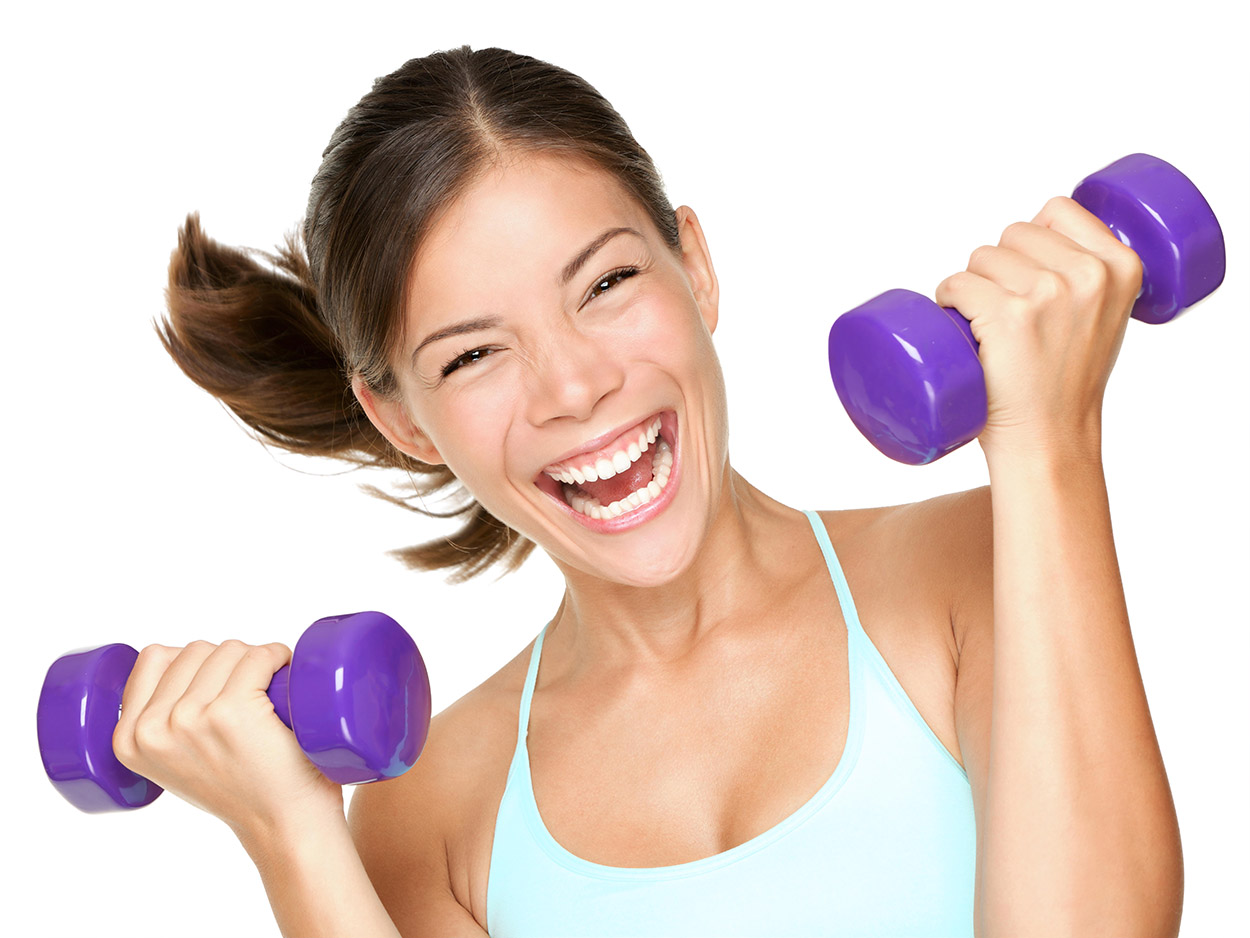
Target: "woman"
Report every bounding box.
[117,45,1182,936]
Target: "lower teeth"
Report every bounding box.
[565,438,673,520]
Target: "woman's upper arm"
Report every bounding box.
[941,486,995,915]
[348,714,489,938]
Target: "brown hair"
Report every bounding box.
[157,45,682,581]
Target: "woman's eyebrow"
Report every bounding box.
[411,316,502,367]
[559,226,644,286]
[411,226,644,367]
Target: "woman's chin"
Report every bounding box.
[563,532,700,588]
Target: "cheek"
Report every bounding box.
[608,290,706,361]
[420,392,513,494]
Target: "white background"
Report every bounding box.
[5,1,1246,934]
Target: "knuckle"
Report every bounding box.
[1000,220,1032,244]
[168,700,201,733]
[1070,253,1109,292]
[1126,255,1144,293]
[219,638,249,654]
[131,713,168,753]
[204,699,244,735]
[1030,269,1066,301]
[138,643,177,664]
[112,723,136,763]
[934,271,968,302]
[1113,243,1144,284]
[1002,293,1032,319]
[185,639,216,654]
[243,644,274,663]
[1044,195,1075,214]
[967,244,996,268]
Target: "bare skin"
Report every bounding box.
[350,478,974,932]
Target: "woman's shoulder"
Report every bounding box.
[811,484,992,643]
[401,637,535,820]
[810,487,990,771]
[348,634,537,927]
[813,484,991,566]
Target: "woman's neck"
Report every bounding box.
[543,467,809,685]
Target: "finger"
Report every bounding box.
[1030,195,1125,259]
[934,269,1017,336]
[218,642,293,708]
[1031,195,1144,286]
[141,641,219,719]
[117,644,180,729]
[996,219,1093,277]
[178,639,255,708]
[965,244,1048,296]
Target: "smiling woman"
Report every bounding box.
[143,43,1184,938]
[349,149,724,579]
[161,47,685,583]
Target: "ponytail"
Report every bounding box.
[157,214,534,582]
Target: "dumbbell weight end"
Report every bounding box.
[828,288,986,465]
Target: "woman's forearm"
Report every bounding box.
[240,810,401,938]
[980,442,1183,936]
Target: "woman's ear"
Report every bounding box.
[674,205,720,334]
[351,375,444,466]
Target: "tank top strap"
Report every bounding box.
[802,508,868,643]
[516,621,550,747]
[517,511,853,745]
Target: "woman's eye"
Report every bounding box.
[441,346,496,378]
[585,266,639,304]
[438,268,639,378]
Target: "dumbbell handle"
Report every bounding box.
[266,662,293,726]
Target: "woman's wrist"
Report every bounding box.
[237,802,401,938]
[234,793,349,869]
[979,420,1103,479]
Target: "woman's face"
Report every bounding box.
[362,152,727,587]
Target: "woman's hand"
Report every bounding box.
[935,196,1143,463]
[112,640,345,845]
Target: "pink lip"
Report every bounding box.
[534,411,681,534]
[542,412,664,471]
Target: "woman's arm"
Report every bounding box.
[937,197,1184,936]
[240,810,401,938]
[951,451,1184,936]
[112,641,406,937]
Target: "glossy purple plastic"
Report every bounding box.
[827,289,987,465]
[828,153,1226,465]
[1074,154,1226,324]
[288,611,432,785]
[37,644,164,812]
[37,611,432,812]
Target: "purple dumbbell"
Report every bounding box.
[37,610,432,812]
[828,153,1226,465]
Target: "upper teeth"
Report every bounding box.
[545,417,662,485]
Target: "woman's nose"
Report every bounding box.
[525,327,626,425]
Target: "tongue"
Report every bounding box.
[574,447,656,505]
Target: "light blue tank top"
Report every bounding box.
[486,510,975,936]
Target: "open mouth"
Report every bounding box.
[534,410,680,529]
